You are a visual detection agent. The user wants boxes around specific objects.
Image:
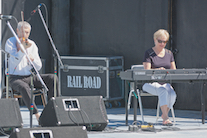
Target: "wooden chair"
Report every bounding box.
[1,59,47,107]
[1,79,46,107]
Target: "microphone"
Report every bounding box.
[0,14,13,20]
[31,4,42,15]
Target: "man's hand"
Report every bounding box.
[27,54,34,62]
[16,38,31,53]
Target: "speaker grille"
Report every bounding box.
[39,96,108,131]
[0,98,23,128]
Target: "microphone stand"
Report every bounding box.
[5,20,49,128]
[37,8,64,97]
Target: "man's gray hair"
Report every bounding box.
[17,21,31,31]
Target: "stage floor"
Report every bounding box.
[1,105,207,138]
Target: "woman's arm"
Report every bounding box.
[170,61,176,69]
[143,62,151,69]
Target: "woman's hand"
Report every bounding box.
[157,67,165,70]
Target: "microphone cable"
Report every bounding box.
[66,103,93,130]
[67,104,80,126]
[0,127,10,137]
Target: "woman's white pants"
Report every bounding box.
[142,82,176,109]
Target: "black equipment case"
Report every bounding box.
[58,56,124,105]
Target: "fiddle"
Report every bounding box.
[20,11,31,49]
[21,37,31,49]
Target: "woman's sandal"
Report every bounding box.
[163,119,173,126]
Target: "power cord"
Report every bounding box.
[0,127,10,137]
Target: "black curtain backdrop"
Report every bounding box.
[2,0,207,110]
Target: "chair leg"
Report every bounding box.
[10,89,14,98]
[136,89,144,124]
[156,101,176,124]
[127,90,145,125]
[171,107,176,124]
[127,90,133,120]
[41,95,46,107]
[156,100,160,123]
[42,89,48,105]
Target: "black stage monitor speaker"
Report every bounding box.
[39,96,108,131]
[9,126,88,138]
[0,98,23,128]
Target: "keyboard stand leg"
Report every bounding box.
[125,81,129,125]
[201,82,205,124]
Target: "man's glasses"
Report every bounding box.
[157,39,168,44]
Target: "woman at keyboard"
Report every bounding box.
[142,29,176,126]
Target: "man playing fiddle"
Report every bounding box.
[5,21,59,122]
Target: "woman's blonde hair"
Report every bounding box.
[153,29,169,40]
